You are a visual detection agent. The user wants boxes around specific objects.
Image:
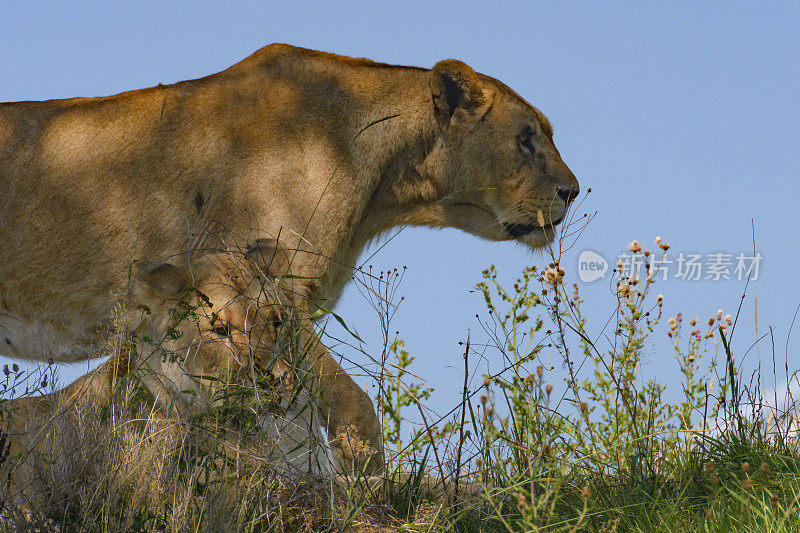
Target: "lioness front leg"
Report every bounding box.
[298,323,384,474]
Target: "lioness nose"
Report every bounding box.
[557,186,579,204]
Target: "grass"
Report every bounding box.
[0,233,798,532]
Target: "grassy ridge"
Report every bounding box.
[1,238,798,532]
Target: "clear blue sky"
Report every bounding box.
[2,3,799,427]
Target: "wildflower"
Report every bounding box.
[705,461,715,472]
[617,283,631,297]
[655,236,662,245]
[476,458,483,468]
[717,309,723,321]
[579,401,588,413]
[480,394,488,405]
[536,365,544,377]
[708,318,715,326]
[710,474,719,484]
[677,313,683,322]
[643,250,650,257]
[486,407,494,418]
[725,314,732,325]
[760,462,770,473]
[741,462,750,474]
[526,373,536,384]
[543,267,564,284]
[657,294,664,306]
[628,240,641,253]
[688,354,696,363]
[581,486,591,499]
[545,384,553,395]
[12,364,18,373]
[690,318,697,326]
[2,365,8,377]
[483,377,491,387]
[668,317,678,330]
[743,477,753,490]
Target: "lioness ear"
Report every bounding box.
[429,59,485,124]
[134,260,190,296]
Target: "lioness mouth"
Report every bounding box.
[503,218,563,238]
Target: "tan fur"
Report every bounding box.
[8,243,382,473]
[0,44,577,473]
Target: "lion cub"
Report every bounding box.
[6,241,346,476]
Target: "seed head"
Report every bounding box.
[690,318,697,326]
[725,314,732,325]
[480,394,488,405]
[743,477,753,490]
[543,267,564,284]
[483,377,491,387]
[476,458,483,468]
[741,462,750,474]
[545,384,553,395]
[705,461,715,472]
[516,492,529,510]
[536,365,544,377]
[581,486,591,499]
[760,462,770,473]
[579,401,588,413]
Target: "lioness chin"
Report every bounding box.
[0,44,578,474]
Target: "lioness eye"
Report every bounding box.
[213,323,231,337]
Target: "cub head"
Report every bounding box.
[419,59,580,248]
[126,239,308,413]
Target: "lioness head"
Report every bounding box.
[418,59,579,248]
[127,240,308,415]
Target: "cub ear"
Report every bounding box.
[134,260,190,296]
[245,238,292,278]
[429,59,485,123]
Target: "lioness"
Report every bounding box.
[8,240,374,474]
[0,44,578,472]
